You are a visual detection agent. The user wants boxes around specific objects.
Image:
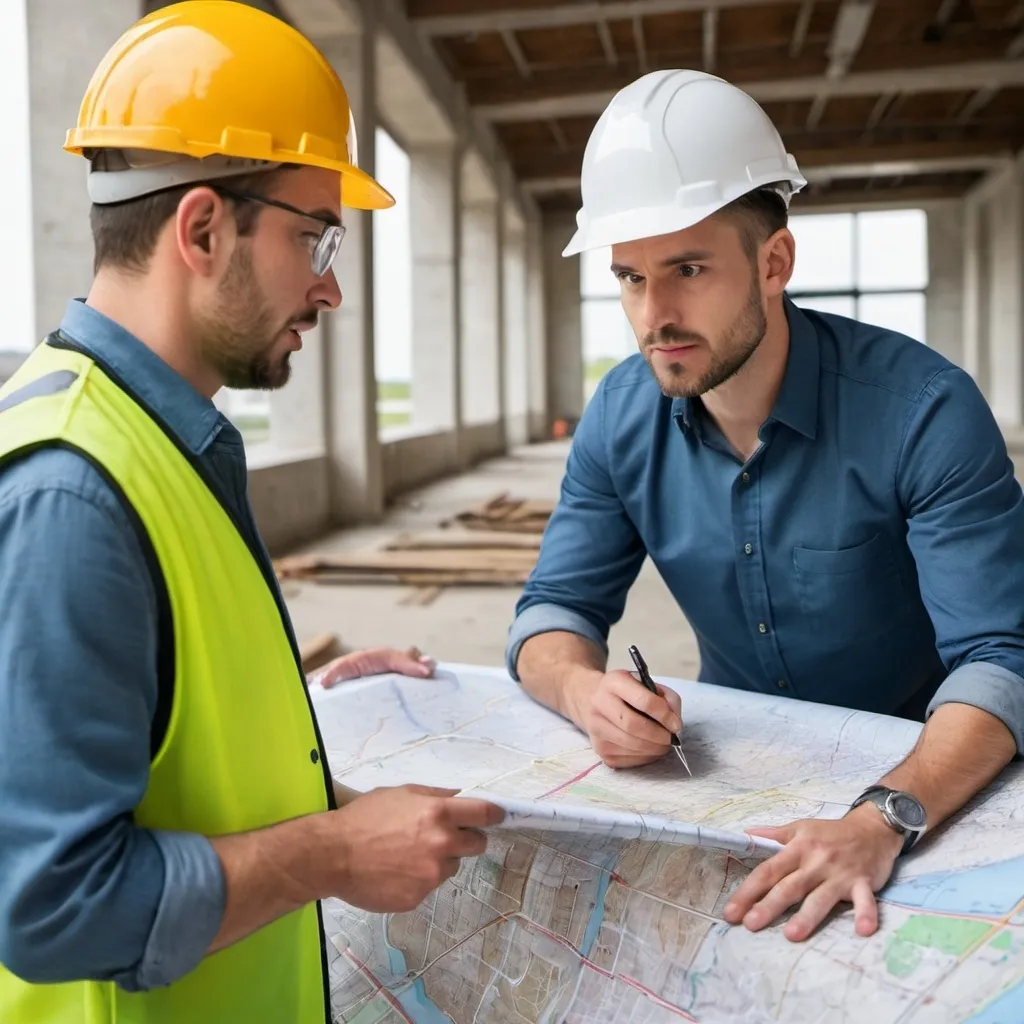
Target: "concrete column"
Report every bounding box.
[27,0,141,339]
[526,219,549,440]
[2,0,34,351]
[543,211,584,427]
[268,322,326,455]
[982,159,1024,428]
[925,204,965,367]
[409,143,461,431]
[460,200,502,426]
[502,208,530,448]
[320,25,384,521]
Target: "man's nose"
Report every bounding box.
[642,278,680,332]
[313,266,342,310]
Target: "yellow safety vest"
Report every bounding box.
[0,336,332,1023]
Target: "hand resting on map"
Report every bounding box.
[312,646,437,688]
[722,805,903,942]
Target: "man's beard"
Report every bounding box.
[197,247,316,391]
[641,277,766,399]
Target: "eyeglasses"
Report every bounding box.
[213,185,346,277]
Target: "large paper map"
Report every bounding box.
[311,664,1024,1023]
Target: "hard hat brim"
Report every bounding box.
[65,130,395,212]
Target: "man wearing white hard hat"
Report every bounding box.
[507,71,1024,944]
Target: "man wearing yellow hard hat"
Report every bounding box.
[0,3,502,1021]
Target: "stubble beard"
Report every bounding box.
[642,277,767,399]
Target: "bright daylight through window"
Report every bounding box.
[373,126,412,432]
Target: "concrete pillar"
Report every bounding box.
[268,322,326,456]
[502,207,530,448]
[2,0,34,351]
[320,25,384,521]
[925,204,965,367]
[27,0,141,339]
[410,143,461,431]
[526,219,549,440]
[543,211,584,427]
[460,199,502,426]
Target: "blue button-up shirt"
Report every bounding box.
[0,300,263,988]
[508,298,1024,748]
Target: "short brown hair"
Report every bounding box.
[718,184,791,261]
[90,168,286,274]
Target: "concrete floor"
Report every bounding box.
[283,441,701,680]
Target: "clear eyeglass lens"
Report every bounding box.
[312,225,346,276]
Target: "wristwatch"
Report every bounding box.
[849,786,927,855]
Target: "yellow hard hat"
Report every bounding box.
[64,0,394,211]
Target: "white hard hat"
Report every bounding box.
[563,69,806,257]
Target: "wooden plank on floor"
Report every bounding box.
[385,530,541,551]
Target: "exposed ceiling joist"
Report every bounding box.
[414,0,788,37]
[478,59,1024,121]
[825,0,876,80]
[632,15,649,74]
[1009,31,1024,58]
[500,29,532,79]
[790,0,815,59]
[596,19,618,65]
[863,90,898,134]
[703,9,719,75]
[521,150,1010,195]
[957,84,1000,124]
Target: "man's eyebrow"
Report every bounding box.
[609,251,714,276]
[310,207,342,228]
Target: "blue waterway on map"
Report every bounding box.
[383,924,450,1023]
[882,855,1024,917]
[965,980,1024,1024]
[580,851,623,959]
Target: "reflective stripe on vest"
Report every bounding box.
[0,341,331,1023]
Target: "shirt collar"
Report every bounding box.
[57,299,226,455]
[672,294,819,441]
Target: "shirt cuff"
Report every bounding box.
[113,830,225,991]
[926,661,1024,755]
[506,602,608,682]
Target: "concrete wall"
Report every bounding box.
[925,203,965,367]
[543,212,585,427]
[963,152,1024,429]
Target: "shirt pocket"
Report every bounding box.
[792,532,909,646]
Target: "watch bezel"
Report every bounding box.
[885,790,927,831]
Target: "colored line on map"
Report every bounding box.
[342,948,415,1024]
[538,760,603,800]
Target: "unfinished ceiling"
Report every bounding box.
[403,0,1024,209]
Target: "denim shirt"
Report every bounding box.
[0,300,275,989]
[508,298,1024,749]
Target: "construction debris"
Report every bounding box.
[298,631,343,673]
[445,491,554,534]
[274,494,551,591]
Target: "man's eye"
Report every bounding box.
[679,265,701,279]
[616,273,644,285]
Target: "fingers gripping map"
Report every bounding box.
[311,665,1024,1024]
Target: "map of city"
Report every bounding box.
[311,664,1024,1023]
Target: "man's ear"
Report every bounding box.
[762,227,795,299]
[174,187,235,276]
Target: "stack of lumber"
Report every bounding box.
[446,491,553,534]
[273,496,549,591]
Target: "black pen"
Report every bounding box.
[628,645,691,773]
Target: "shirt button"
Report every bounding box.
[758,622,768,634]
[741,472,750,484]
[310,749,320,764]
[744,543,753,556]
[777,679,787,689]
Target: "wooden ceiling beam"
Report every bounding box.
[477,59,1024,122]
[414,0,786,37]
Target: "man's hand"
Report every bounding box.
[723,803,903,942]
[327,785,505,912]
[567,669,683,768]
[313,646,436,689]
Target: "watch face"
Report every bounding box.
[890,792,926,830]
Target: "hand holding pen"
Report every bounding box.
[565,647,685,769]
[628,645,691,774]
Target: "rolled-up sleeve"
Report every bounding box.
[0,452,224,990]
[506,380,647,679]
[896,368,1024,751]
